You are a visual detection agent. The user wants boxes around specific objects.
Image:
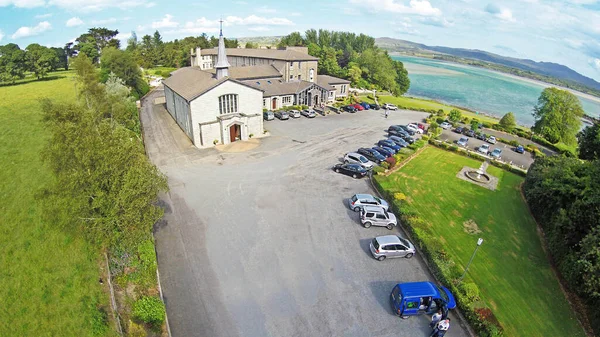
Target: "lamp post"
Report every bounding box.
[459,238,484,283]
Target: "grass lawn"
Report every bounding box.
[146,66,177,77]
[376,147,585,337]
[0,71,112,336]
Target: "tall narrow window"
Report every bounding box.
[309,68,314,82]
[219,94,239,115]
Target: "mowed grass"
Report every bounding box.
[0,72,111,336]
[376,147,585,337]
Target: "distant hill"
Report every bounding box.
[376,37,600,95]
[236,36,282,48]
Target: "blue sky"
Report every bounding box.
[1,0,600,81]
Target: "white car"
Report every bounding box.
[288,110,301,118]
[487,135,497,144]
[407,123,424,134]
[457,137,469,147]
[478,144,490,155]
[383,103,398,111]
[440,122,452,130]
[344,152,375,170]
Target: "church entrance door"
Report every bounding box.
[313,95,319,107]
[229,124,241,143]
[272,98,277,110]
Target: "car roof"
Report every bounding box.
[355,193,375,200]
[347,152,364,157]
[345,163,363,168]
[375,235,401,245]
[363,205,386,212]
[397,282,441,298]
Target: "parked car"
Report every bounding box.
[274,111,289,120]
[378,139,401,152]
[373,146,394,158]
[263,111,274,121]
[301,109,317,118]
[332,163,368,179]
[400,135,415,144]
[388,136,409,147]
[407,123,424,134]
[288,109,301,118]
[457,137,469,147]
[476,132,487,141]
[344,105,357,113]
[464,129,476,137]
[490,148,502,159]
[454,126,464,134]
[360,102,371,110]
[390,282,456,318]
[440,122,452,130]
[395,125,416,136]
[358,148,386,163]
[388,128,410,138]
[417,123,426,130]
[514,145,525,154]
[370,104,381,110]
[344,152,375,169]
[478,144,490,155]
[360,206,397,230]
[370,235,416,261]
[353,104,364,111]
[348,194,389,212]
[487,135,497,144]
[382,103,398,110]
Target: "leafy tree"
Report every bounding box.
[100,47,148,99]
[393,60,410,95]
[499,112,517,130]
[64,42,76,70]
[532,87,583,145]
[126,32,138,52]
[428,122,442,138]
[470,119,479,131]
[449,109,462,123]
[75,27,119,63]
[50,47,67,70]
[0,43,27,83]
[579,226,600,298]
[25,44,58,79]
[278,32,304,47]
[244,42,258,49]
[578,123,600,160]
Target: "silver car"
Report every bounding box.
[370,235,416,261]
[348,194,389,212]
[478,143,490,155]
[360,206,397,230]
[344,152,374,169]
[301,109,317,118]
[457,137,468,147]
[288,110,301,118]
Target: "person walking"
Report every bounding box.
[430,309,443,329]
[385,109,389,119]
[429,318,450,337]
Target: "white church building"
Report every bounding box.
[162,26,350,148]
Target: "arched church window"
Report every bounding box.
[218,94,238,115]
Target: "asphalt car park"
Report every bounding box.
[141,89,469,337]
[439,128,535,170]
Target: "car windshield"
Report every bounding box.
[359,156,368,163]
[398,237,411,247]
[436,285,449,303]
[351,195,358,202]
[372,238,379,250]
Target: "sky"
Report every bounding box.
[1,0,599,81]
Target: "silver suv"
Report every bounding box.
[370,235,416,261]
[360,206,397,230]
[344,152,374,169]
[348,194,389,212]
[288,110,301,118]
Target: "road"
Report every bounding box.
[140,91,470,337]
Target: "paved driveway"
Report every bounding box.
[141,90,470,337]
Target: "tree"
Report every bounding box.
[64,42,76,70]
[470,119,479,131]
[499,112,517,130]
[278,32,304,47]
[126,32,139,52]
[532,87,583,145]
[25,44,59,79]
[428,122,442,138]
[578,123,600,160]
[578,226,600,298]
[100,47,148,99]
[393,60,410,95]
[74,27,119,63]
[449,109,462,123]
[244,42,258,49]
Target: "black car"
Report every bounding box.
[388,125,414,136]
[389,128,410,138]
[402,136,416,144]
[388,136,409,147]
[454,126,464,134]
[344,105,357,113]
[397,125,416,136]
[464,129,476,137]
[358,148,386,163]
[476,132,487,141]
[332,163,368,179]
[370,104,381,110]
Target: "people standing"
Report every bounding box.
[385,109,389,119]
[429,318,450,337]
[430,309,442,329]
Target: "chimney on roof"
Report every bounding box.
[214,19,230,79]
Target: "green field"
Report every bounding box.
[376,147,585,337]
[146,67,177,77]
[0,72,111,336]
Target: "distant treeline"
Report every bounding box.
[0,43,67,83]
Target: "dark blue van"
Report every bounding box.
[390,281,456,318]
[360,101,371,110]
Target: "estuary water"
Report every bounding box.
[393,56,600,126]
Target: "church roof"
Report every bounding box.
[206,65,282,81]
[162,67,262,101]
[201,48,319,61]
[317,74,351,86]
[243,79,327,97]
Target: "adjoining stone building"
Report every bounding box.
[163,26,351,148]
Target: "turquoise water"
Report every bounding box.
[393,56,600,126]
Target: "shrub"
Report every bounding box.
[249,133,254,138]
[421,135,430,141]
[381,161,390,170]
[213,139,219,145]
[436,109,445,117]
[372,166,385,174]
[385,156,397,168]
[128,320,147,337]
[482,122,492,128]
[132,296,166,327]
[459,282,481,304]
[449,145,459,152]
[435,117,446,124]
[394,192,406,201]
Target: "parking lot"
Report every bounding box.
[141,89,470,337]
[439,128,535,170]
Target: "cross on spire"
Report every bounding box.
[219,17,223,36]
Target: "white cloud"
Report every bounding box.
[349,0,441,16]
[343,7,359,15]
[225,15,294,26]
[152,14,179,29]
[256,5,276,13]
[0,0,45,8]
[0,30,4,42]
[395,18,420,34]
[91,17,117,24]
[66,17,83,27]
[46,0,148,12]
[11,21,51,39]
[420,17,454,27]
[35,13,52,18]
[484,3,516,22]
[167,17,220,35]
[590,58,600,70]
[145,2,155,7]
[248,26,270,32]
[116,32,131,41]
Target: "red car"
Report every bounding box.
[418,123,425,130]
[353,104,364,111]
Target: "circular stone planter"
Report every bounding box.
[464,169,491,184]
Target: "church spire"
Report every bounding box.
[215,18,230,79]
